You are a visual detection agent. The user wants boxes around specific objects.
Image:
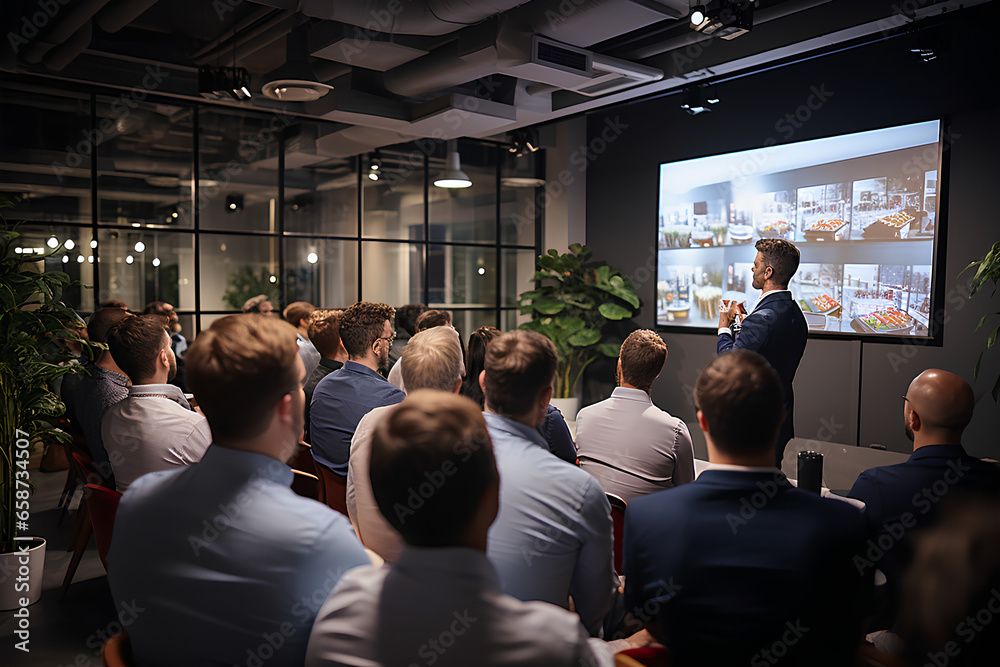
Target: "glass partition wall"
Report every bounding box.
[0,81,541,339]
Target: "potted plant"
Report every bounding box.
[1,203,91,609]
[964,241,1000,402]
[517,243,640,420]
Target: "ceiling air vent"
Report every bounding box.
[533,36,591,75]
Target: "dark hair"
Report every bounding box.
[87,307,131,343]
[106,315,170,384]
[415,309,452,332]
[98,298,128,310]
[483,330,557,418]
[143,301,168,314]
[283,301,315,328]
[694,350,783,455]
[241,294,271,313]
[396,303,427,338]
[619,329,667,392]
[370,390,496,547]
[754,238,800,287]
[186,314,300,440]
[308,312,342,359]
[338,302,395,358]
[460,326,501,409]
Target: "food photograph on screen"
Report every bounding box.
[656,120,941,339]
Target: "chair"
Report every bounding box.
[311,453,349,516]
[289,441,318,476]
[101,632,135,667]
[615,646,670,667]
[84,484,122,570]
[291,469,322,501]
[60,453,110,601]
[607,493,627,573]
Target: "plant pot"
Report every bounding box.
[550,397,581,423]
[0,537,46,610]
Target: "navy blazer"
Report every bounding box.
[718,290,807,460]
[624,469,869,666]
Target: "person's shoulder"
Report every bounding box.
[493,593,596,657]
[118,467,186,506]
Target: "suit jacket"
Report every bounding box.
[718,290,807,462]
[624,469,869,666]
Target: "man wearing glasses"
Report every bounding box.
[310,301,404,477]
[718,238,807,466]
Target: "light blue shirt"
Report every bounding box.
[483,412,617,637]
[108,445,370,667]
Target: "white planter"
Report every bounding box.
[550,397,581,423]
[0,537,46,610]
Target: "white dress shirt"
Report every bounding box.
[305,547,615,667]
[576,387,695,502]
[101,383,212,492]
[346,404,405,562]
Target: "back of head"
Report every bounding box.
[907,369,975,437]
[484,330,557,418]
[241,294,271,314]
[401,326,464,392]
[694,350,783,457]
[461,326,501,408]
[186,314,300,441]
[99,298,128,310]
[415,309,451,332]
[370,390,496,547]
[396,303,426,338]
[283,301,315,328]
[106,315,169,384]
[143,301,167,315]
[308,311,342,359]
[754,238,800,287]
[620,329,667,392]
[338,302,394,358]
[88,307,131,343]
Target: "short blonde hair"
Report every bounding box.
[402,326,464,392]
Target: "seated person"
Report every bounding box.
[482,330,617,637]
[387,308,452,390]
[624,350,870,666]
[307,390,646,667]
[309,302,404,474]
[387,302,425,368]
[108,314,369,667]
[347,325,464,561]
[576,329,694,501]
[102,314,211,492]
[285,300,320,382]
[303,310,347,438]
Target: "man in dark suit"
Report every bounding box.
[718,238,807,465]
[624,350,870,666]
[848,369,1000,621]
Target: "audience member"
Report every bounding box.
[307,390,637,667]
[285,300,320,381]
[346,326,464,561]
[98,298,129,310]
[108,314,369,667]
[310,302,404,474]
[304,310,347,427]
[482,330,617,636]
[387,308,453,390]
[241,293,274,315]
[848,369,1000,620]
[143,300,188,391]
[70,307,131,477]
[576,329,694,501]
[624,349,869,666]
[388,302,425,368]
[102,314,211,492]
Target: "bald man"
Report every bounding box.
[848,369,1000,623]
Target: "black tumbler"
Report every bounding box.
[797,450,823,495]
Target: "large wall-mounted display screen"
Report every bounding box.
[656,120,942,339]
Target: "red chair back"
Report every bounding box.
[607,493,627,573]
[84,484,122,570]
[311,453,349,516]
[290,469,322,502]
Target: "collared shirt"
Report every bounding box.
[576,387,695,501]
[101,383,212,492]
[305,547,615,667]
[718,288,792,336]
[72,363,129,466]
[297,334,321,385]
[309,360,405,474]
[108,445,370,667]
[346,404,404,562]
[483,412,617,637]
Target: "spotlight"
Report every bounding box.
[307,252,319,264]
[46,236,59,248]
[269,275,277,283]
[225,194,244,212]
[152,258,161,267]
[134,241,146,253]
[508,129,541,159]
[126,255,134,265]
[87,255,94,263]
[77,255,85,264]
[199,66,252,101]
[91,239,98,249]
[64,239,75,250]
[62,255,69,264]
[688,1,754,41]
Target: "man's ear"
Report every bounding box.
[539,382,553,408]
[478,369,487,393]
[909,409,921,433]
[696,409,710,434]
[273,393,294,425]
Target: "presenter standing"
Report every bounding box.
[718,239,807,466]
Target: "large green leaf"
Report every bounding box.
[532,298,566,315]
[598,302,634,320]
[567,328,601,347]
[600,343,621,357]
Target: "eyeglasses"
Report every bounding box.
[902,395,910,404]
[376,332,396,346]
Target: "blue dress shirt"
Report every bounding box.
[309,360,405,474]
[107,445,370,667]
[484,412,617,637]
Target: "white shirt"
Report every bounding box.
[386,356,405,392]
[305,547,615,667]
[575,387,695,502]
[346,405,405,562]
[101,383,212,492]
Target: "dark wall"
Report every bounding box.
[585,6,1000,458]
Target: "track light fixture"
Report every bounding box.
[680,86,720,115]
[368,151,382,181]
[199,66,252,101]
[508,129,541,159]
[688,1,755,41]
